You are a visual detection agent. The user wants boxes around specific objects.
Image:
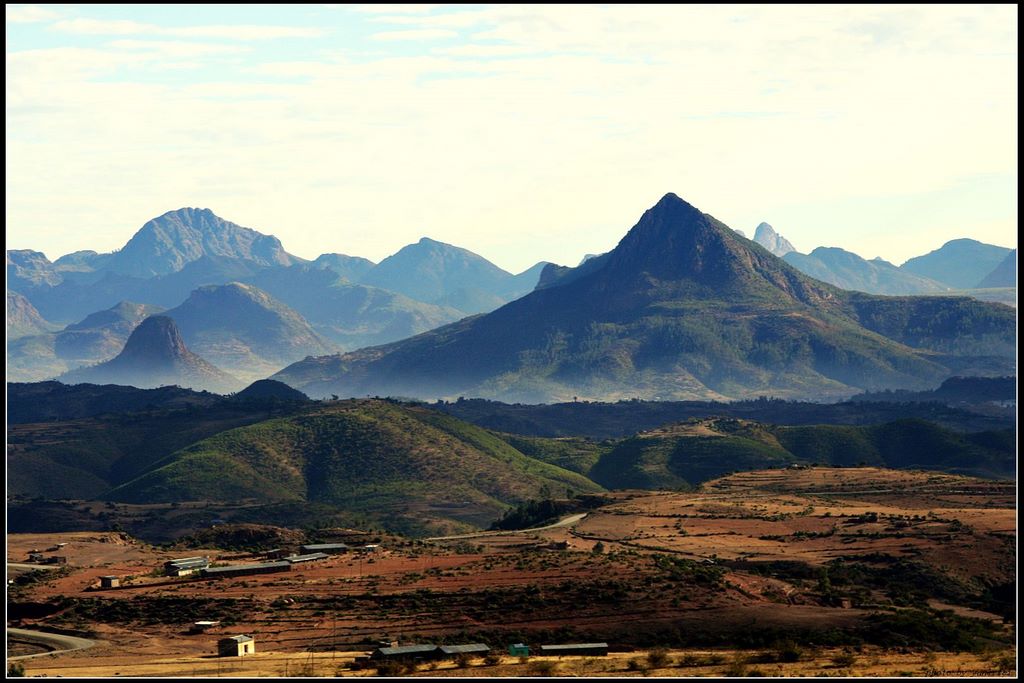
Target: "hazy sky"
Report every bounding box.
[6,3,1017,273]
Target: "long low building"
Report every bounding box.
[300,543,350,554]
[539,643,609,656]
[200,561,291,579]
[165,556,210,576]
[285,553,330,565]
[440,644,490,657]
[372,644,439,660]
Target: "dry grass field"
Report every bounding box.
[7,467,1016,677]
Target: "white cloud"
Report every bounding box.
[6,4,60,23]
[371,28,457,41]
[170,25,325,40]
[52,18,157,35]
[349,4,443,14]
[6,4,1018,269]
[107,40,249,58]
[51,18,324,40]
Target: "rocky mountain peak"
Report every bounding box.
[753,222,796,257]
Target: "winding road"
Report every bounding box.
[6,628,97,661]
[424,512,588,541]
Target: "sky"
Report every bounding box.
[6,3,1018,273]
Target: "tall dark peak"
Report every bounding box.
[273,193,1014,404]
[116,315,191,365]
[603,193,733,282]
[59,314,242,394]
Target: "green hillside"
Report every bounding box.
[105,400,603,535]
[587,418,1015,490]
[6,403,280,499]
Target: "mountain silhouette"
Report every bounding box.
[60,315,241,393]
[274,193,1015,403]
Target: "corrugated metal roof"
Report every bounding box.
[169,558,209,567]
[285,553,329,563]
[378,644,438,656]
[301,543,349,551]
[202,561,290,574]
[222,635,253,643]
[539,643,609,651]
[440,644,490,654]
[167,556,207,563]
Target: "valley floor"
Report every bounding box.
[6,467,1016,678]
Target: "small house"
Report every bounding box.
[27,552,44,562]
[509,643,530,657]
[360,544,381,553]
[218,635,255,657]
[99,576,120,589]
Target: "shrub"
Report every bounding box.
[527,660,558,676]
[832,651,856,668]
[773,638,803,662]
[483,652,502,666]
[373,660,406,676]
[647,649,670,669]
[8,663,26,677]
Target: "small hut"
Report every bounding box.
[218,635,255,657]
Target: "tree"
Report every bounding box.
[592,541,605,554]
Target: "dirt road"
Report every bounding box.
[425,513,588,541]
[6,628,97,661]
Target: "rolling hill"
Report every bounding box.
[273,193,1015,403]
[103,400,603,535]
[586,417,1015,489]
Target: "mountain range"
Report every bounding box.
[750,226,1013,296]
[273,193,1015,403]
[7,200,1016,400]
[900,238,1012,289]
